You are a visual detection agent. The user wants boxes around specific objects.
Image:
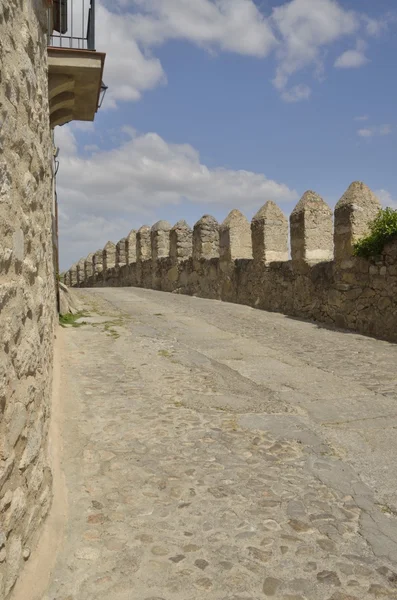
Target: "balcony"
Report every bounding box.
[47,0,106,128]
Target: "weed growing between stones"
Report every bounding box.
[59,312,88,327]
[103,321,122,339]
[158,349,172,357]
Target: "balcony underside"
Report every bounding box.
[48,47,105,127]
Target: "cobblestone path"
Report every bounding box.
[44,288,397,600]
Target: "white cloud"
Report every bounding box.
[126,0,277,56]
[281,83,311,103]
[334,48,368,68]
[96,0,387,107]
[334,39,368,68]
[56,126,298,211]
[357,128,372,138]
[71,122,95,132]
[55,125,298,268]
[55,125,77,156]
[97,4,166,106]
[357,125,392,138]
[375,189,397,209]
[363,14,392,37]
[97,0,276,106]
[380,125,392,135]
[84,144,100,153]
[270,0,358,97]
[355,115,369,122]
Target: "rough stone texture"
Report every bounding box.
[115,238,127,267]
[75,183,397,343]
[126,229,137,265]
[76,258,86,285]
[136,226,152,287]
[84,253,95,280]
[136,226,152,262]
[64,271,71,287]
[93,249,103,276]
[151,221,171,290]
[334,181,381,261]
[170,220,193,263]
[220,210,252,263]
[70,264,78,287]
[102,241,116,272]
[42,288,397,600]
[0,1,56,597]
[251,201,288,263]
[290,191,333,263]
[193,215,220,262]
[59,283,84,315]
[151,221,171,262]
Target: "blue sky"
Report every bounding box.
[56,0,397,270]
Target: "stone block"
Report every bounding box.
[76,258,86,286]
[93,249,103,275]
[334,181,381,261]
[126,229,137,264]
[4,536,21,596]
[4,488,27,534]
[193,215,219,262]
[220,209,252,263]
[64,271,71,287]
[84,253,95,280]
[151,220,171,262]
[6,402,26,449]
[251,201,288,263]
[170,220,193,263]
[19,418,43,470]
[69,264,78,287]
[136,226,152,262]
[102,241,116,272]
[290,190,333,263]
[116,237,127,267]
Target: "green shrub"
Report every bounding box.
[353,207,397,259]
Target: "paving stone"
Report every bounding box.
[317,571,342,586]
[327,593,360,600]
[169,555,185,563]
[41,288,397,600]
[368,583,396,596]
[263,577,282,595]
[194,559,209,570]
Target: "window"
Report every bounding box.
[53,0,68,34]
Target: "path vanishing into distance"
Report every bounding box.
[20,288,397,599]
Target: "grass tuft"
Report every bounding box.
[158,349,172,358]
[59,312,88,328]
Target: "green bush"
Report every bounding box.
[353,207,397,259]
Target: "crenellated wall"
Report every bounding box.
[69,182,397,343]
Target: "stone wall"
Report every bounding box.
[0,1,56,596]
[72,183,397,343]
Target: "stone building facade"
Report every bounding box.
[74,182,397,344]
[0,2,56,597]
[1,1,105,596]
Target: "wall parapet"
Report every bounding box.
[290,191,333,264]
[193,215,220,262]
[251,201,288,264]
[68,182,397,343]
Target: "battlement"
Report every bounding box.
[67,182,397,343]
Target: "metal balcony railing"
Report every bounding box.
[48,0,96,51]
